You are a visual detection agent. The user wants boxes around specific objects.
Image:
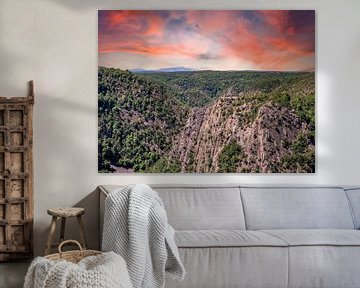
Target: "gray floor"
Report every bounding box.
[0,261,30,288]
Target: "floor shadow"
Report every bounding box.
[0,260,31,288]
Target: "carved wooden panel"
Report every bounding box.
[0,81,34,261]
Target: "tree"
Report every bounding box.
[218,140,243,173]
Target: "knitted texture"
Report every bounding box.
[102,184,185,288]
[23,251,132,288]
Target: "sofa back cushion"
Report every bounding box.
[345,188,360,229]
[240,187,355,230]
[153,186,246,230]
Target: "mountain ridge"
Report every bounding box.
[131,66,198,73]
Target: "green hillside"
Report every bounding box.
[142,70,314,108]
[98,67,188,172]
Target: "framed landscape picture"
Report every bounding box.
[98,10,315,173]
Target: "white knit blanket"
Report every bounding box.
[24,251,132,288]
[102,184,185,288]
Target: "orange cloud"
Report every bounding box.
[143,14,166,36]
[99,11,210,58]
[220,20,312,70]
[106,11,131,26]
[266,36,313,56]
[99,39,205,59]
[185,10,235,34]
[258,10,290,33]
[220,21,268,65]
[214,11,315,70]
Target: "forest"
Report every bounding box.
[98,67,315,173]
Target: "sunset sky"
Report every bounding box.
[98,10,315,72]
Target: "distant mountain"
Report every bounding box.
[131,66,198,73]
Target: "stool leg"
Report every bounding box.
[60,217,66,243]
[77,215,87,249]
[45,216,57,255]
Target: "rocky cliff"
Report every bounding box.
[171,92,314,173]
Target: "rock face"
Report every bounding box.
[171,93,312,173]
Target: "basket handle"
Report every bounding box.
[58,240,83,255]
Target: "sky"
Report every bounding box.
[98,10,315,72]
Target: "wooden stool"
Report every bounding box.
[45,207,87,255]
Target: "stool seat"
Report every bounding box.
[47,207,85,217]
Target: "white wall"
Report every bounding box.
[0,0,360,256]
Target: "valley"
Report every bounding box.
[98,67,315,173]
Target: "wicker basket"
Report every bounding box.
[45,240,102,263]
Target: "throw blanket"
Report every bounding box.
[24,252,132,288]
[102,184,185,288]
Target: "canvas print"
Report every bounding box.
[98,10,315,173]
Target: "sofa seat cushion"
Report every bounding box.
[262,229,360,246]
[261,230,360,288]
[175,230,288,248]
[166,246,289,288]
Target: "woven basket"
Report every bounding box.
[45,240,102,263]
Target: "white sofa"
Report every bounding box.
[99,185,360,288]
